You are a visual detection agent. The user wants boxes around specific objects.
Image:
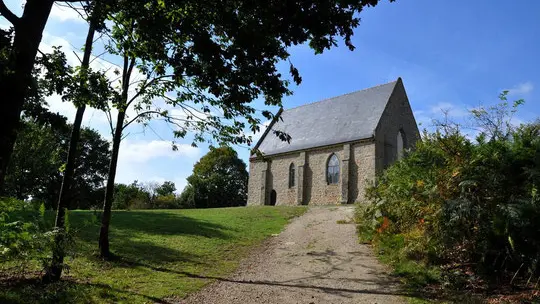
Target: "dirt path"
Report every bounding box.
[180,206,405,304]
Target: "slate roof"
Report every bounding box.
[254,79,400,156]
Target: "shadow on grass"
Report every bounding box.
[100,247,206,269]
[109,211,233,238]
[59,214,224,266]
[94,238,205,265]
[63,211,232,264]
[67,211,232,240]
[0,275,173,304]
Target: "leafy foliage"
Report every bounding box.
[101,0,396,148]
[181,146,248,208]
[112,180,184,209]
[4,119,110,209]
[0,198,75,274]
[358,97,540,288]
[155,181,176,197]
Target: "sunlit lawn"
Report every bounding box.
[0,206,307,304]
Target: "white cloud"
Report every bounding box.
[50,3,85,23]
[40,32,149,132]
[40,34,81,67]
[119,140,200,163]
[46,94,76,120]
[430,102,468,118]
[45,93,112,133]
[114,140,201,190]
[507,82,533,96]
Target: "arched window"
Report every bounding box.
[326,154,340,184]
[397,130,405,160]
[289,163,295,188]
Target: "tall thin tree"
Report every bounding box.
[43,1,113,282]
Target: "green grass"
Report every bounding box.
[357,230,482,304]
[375,234,441,289]
[0,206,307,304]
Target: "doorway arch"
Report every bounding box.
[270,190,277,206]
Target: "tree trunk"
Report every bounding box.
[99,53,135,258]
[0,0,54,192]
[43,21,97,283]
[98,108,126,258]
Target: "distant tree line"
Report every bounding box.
[4,115,249,210]
[118,147,249,210]
[112,180,181,209]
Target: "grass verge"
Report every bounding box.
[1,206,307,304]
[355,205,483,303]
[356,209,540,304]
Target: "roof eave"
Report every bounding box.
[251,135,376,160]
[250,108,283,157]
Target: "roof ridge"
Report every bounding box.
[283,78,399,112]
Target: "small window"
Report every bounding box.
[326,154,340,184]
[397,130,405,160]
[289,163,295,188]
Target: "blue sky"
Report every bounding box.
[2,0,539,192]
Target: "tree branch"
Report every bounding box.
[0,0,20,26]
[125,74,174,108]
[105,107,114,136]
[122,110,164,130]
[55,2,88,20]
[89,49,108,64]
[73,50,82,64]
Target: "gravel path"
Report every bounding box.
[180,206,405,304]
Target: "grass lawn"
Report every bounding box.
[357,228,486,304]
[0,206,307,304]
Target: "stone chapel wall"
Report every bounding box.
[247,140,377,206]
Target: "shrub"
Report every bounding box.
[0,198,75,275]
[153,194,181,209]
[359,113,540,285]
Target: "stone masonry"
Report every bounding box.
[248,140,377,206]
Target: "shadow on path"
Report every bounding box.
[118,257,410,299]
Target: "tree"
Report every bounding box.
[155,181,176,197]
[182,146,248,208]
[0,0,108,190]
[44,2,117,281]
[4,119,110,209]
[111,181,180,209]
[178,185,195,209]
[112,181,151,210]
[0,0,57,189]
[4,120,61,202]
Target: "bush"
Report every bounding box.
[153,194,181,209]
[0,198,75,275]
[1,198,50,270]
[359,115,540,286]
[112,181,186,210]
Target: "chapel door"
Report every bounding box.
[270,190,277,206]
